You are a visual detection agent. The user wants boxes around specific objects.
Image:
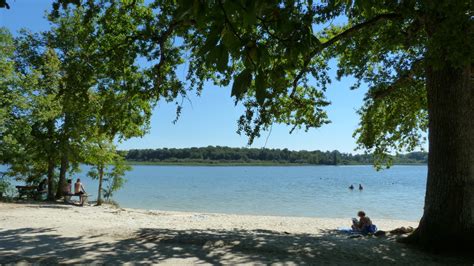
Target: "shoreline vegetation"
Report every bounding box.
[122,146,428,166]
[125,160,427,166]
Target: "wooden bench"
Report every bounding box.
[16,186,46,200]
[64,193,91,205]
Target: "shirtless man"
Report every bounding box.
[74,178,87,206]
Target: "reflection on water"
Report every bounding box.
[4,165,426,221]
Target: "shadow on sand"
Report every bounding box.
[0,226,471,264]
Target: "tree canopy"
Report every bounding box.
[34,0,467,165]
[3,0,469,163]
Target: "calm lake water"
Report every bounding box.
[4,165,427,221]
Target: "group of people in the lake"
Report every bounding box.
[348,184,363,190]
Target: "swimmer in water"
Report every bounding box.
[359,184,363,190]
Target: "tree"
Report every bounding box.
[102,155,129,202]
[0,28,21,165]
[10,25,88,200]
[22,48,62,200]
[43,5,154,199]
[1,28,61,200]
[85,140,130,205]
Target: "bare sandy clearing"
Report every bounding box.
[0,202,470,265]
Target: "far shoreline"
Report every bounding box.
[125,161,427,167]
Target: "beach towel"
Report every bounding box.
[337,227,361,234]
[337,224,378,235]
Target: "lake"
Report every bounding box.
[4,165,426,221]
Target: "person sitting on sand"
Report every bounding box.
[74,178,87,206]
[37,178,47,193]
[349,184,354,190]
[359,184,363,190]
[351,211,377,234]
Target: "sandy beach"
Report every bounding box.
[0,202,470,265]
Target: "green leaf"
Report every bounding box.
[175,0,194,20]
[216,45,229,72]
[207,44,221,65]
[255,72,266,105]
[198,27,221,56]
[222,27,241,50]
[192,0,201,17]
[248,45,258,63]
[231,69,252,99]
[243,1,257,26]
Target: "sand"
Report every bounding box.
[0,202,470,265]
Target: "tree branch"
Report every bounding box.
[291,13,402,97]
[152,19,194,87]
[321,13,401,49]
[256,16,291,44]
[218,0,244,44]
[218,0,257,69]
[370,59,424,100]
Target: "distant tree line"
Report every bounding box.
[123,146,428,165]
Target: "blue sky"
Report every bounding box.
[1,1,373,153]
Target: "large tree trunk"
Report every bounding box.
[405,62,473,249]
[46,120,56,201]
[46,158,55,201]
[55,114,70,199]
[403,3,474,249]
[55,151,69,199]
[97,165,104,206]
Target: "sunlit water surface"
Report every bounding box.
[4,165,426,221]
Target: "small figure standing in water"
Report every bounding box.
[359,184,363,190]
[349,184,354,190]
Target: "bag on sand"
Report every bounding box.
[362,224,377,234]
